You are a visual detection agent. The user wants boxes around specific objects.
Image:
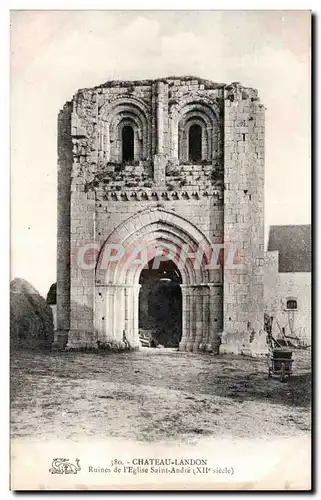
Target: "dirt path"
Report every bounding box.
[10,348,311,443]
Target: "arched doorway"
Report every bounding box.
[139,258,182,347]
[95,207,222,353]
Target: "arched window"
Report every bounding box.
[189,124,202,162]
[122,125,134,163]
[286,298,298,310]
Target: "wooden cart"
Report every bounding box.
[267,347,293,382]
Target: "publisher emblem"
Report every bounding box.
[49,458,81,474]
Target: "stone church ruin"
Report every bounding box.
[57,76,267,355]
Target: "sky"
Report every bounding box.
[10,10,311,296]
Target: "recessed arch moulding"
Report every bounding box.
[98,96,151,164]
[172,99,222,164]
[93,208,222,353]
[97,87,222,173]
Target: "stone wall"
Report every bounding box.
[221,83,266,355]
[57,76,265,354]
[56,102,73,348]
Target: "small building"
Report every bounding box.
[265,225,311,346]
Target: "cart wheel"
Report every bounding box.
[280,363,286,383]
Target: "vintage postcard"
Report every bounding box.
[10,10,312,491]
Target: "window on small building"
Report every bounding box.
[188,124,202,163]
[122,125,134,163]
[286,299,298,310]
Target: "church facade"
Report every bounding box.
[57,76,266,355]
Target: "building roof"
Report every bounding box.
[267,225,311,273]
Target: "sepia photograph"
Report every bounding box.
[10,8,312,491]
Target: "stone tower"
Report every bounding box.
[57,76,266,355]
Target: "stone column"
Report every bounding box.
[124,285,141,349]
[94,284,139,350]
[156,81,168,154]
[107,285,116,342]
[208,283,223,354]
[93,285,116,347]
[179,285,188,351]
[132,285,141,348]
[193,286,203,352]
[186,287,197,352]
[153,81,168,185]
[94,284,117,347]
[94,285,107,344]
[114,285,125,342]
[98,119,104,162]
[202,286,210,350]
[179,285,193,352]
[124,285,130,338]
[180,284,221,353]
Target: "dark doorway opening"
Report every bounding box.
[139,258,182,347]
[188,124,202,162]
[122,125,134,163]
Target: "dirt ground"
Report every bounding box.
[10,347,311,443]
